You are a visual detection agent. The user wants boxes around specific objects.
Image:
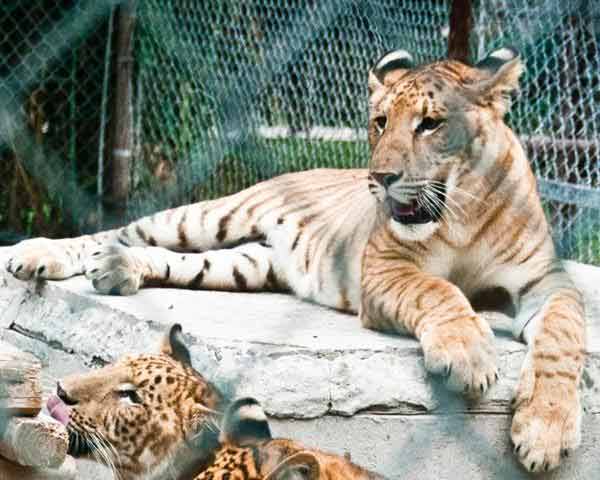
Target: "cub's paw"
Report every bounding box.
[511,361,581,472]
[84,245,143,295]
[421,315,498,397]
[5,239,79,281]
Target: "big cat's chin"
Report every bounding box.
[387,217,440,242]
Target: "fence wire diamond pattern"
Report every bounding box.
[0,0,598,264]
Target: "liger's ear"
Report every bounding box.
[219,397,272,446]
[368,49,414,92]
[160,323,192,367]
[266,451,321,480]
[472,47,524,115]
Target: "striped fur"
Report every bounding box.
[8,49,586,473]
[51,326,384,480]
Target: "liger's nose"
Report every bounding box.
[56,382,78,406]
[371,172,400,189]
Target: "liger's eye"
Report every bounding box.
[415,117,445,135]
[373,115,387,134]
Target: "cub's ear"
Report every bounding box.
[267,451,321,480]
[369,49,414,92]
[219,397,272,446]
[472,47,523,115]
[160,323,192,367]
[475,46,520,73]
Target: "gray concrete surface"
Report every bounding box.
[1,247,599,479]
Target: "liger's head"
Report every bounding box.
[367,47,523,240]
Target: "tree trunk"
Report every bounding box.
[0,342,42,417]
[0,413,69,468]
[108,0,136,216]
[448,0,472,64]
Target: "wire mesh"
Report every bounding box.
[0,0,598,264]
[128,0,449,217]
[474,0,600,263]
[0,0,115,240]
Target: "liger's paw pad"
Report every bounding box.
[84,245,142,295]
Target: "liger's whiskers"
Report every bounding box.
[439,182,483,204]
[423,187,457,221]
[421,187,456,236]
[427,183,467,219]
[419,195,439,223]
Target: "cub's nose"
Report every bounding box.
[371,172,400,189]
[56,382,78,406]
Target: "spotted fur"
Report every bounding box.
[195,398,384,480]
[47,325,222,479]
[11,48,586,473]
[49,326,384,480]
[196,439,381,480]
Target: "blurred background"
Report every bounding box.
[0,0,598,263]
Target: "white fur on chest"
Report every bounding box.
[422,241,490,298]
[423,237,531,300]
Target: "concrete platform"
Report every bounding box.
[1,247,599,479]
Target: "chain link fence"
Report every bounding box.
[475,0,600,264]
[0,0,598,264]
[0,0,115,240]
[129,0,448,215]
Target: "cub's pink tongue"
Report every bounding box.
[47,395,70,426]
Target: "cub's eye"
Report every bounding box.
[116,388,142,404]
[415,117,445,135]
[373,115,387,134]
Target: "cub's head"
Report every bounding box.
[367,48,524,240]
[47,324,223,479]
[206,397,386,480]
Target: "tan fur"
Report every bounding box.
[8,51,586,473]
[197,439,381,480]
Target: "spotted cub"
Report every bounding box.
[47,324,385,480]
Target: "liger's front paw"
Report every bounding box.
[421,315,498,397]
[84,245,143,295]
[511,361,582,472]
[5,239,77,281]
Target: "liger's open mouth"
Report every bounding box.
[387,184,446,225]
